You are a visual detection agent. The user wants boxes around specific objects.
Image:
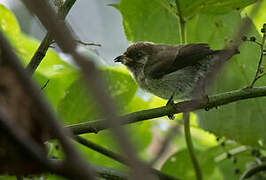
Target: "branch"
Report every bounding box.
[26,0,76,74]
[67,86,266,135]
[75,40,101,47]
[75,136,180,180]
[249,24,266,87]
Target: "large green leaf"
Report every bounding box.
[76,120,152,170]
[115,0,256,44]
[114,0,180,44]
[57,67,138,125]
[0,5,20,37]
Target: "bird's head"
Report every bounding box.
[114,42,155,67]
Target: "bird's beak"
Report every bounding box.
[114,55,133,64]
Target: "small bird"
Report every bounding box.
[114,42,238,104]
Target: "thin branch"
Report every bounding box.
[41,79,50,90]
[75,136,180,180]
[26,0,76,75]
[75,40,101,47]
[67,86,266,135]
[183,112,202,180]
[240,163,266,180]
[249,28,266,87]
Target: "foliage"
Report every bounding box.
[0,0,266,179]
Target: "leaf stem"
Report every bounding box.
[183,112,202,180]
[175,0,186,44]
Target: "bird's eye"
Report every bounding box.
[135,51,144,59]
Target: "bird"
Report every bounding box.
[114,42,239,106]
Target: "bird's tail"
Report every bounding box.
[214,46,240,62]
[191,47,240,98]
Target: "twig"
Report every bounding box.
[26,0,77,75]
[67,86,266,135]
[41,79,50,90]
[249,27,266,87]
[183,113,202,180]
[21,0,154,179]
[75,40,101,47]
[240,163,266,179]
[75,136,180,180]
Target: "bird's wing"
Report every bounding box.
[144,43,215,79]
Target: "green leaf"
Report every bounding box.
[0,4,20,37]
[200,0,257,14]
[197,19,266,148]
[116,0,256,43]
[117,0,180,44]
[161,148,223,180]
[161,144,257,180]
[243,0,266,32]
[186,11,241,48]
[57,67,138,125]
[76,120,152,170]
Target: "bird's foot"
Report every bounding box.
[202,94,211,111]
[166,95,175,120]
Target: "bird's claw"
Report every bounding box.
[166,95,175,120]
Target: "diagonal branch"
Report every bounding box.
[26,0,76,74]
[67,86,266,135]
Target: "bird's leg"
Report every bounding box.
[166,93,175,120]
[201,84,210,110]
